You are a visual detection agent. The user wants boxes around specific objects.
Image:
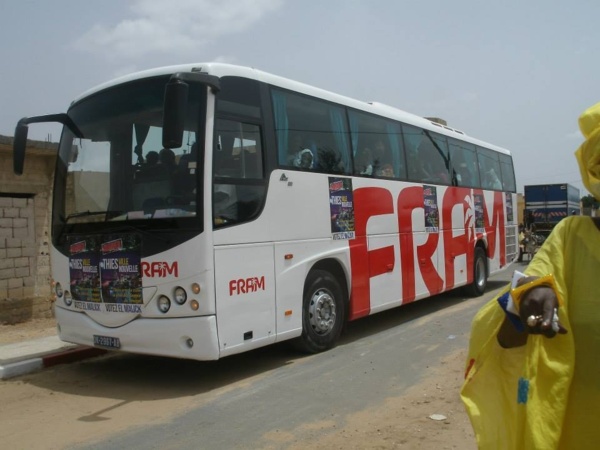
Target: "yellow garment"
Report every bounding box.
[575,102,600,201]
[461,216,600,449]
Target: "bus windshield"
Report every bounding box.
[53,76,206,230]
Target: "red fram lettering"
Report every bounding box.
[349,186,508,320]
[141,261,179,278]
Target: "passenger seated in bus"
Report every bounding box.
[453,159,472,186]
[315,146,345,173]
[373,140,395,177]
[354,147,374,175]
[286,134,317,165]
[428,158,450,184]
[159,148,177,169]
[145,150,159,166]
[135,148,176,183]
[293,148,315,169]
[376,163,395,177]
[484,167,502,190]
[135,150,162,179]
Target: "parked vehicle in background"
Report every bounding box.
[524,183,580,236]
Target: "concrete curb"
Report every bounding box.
[0,345,107,380]
[0,358,44,380]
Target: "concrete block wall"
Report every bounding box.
[1,136,57,324]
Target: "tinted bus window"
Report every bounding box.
[403,125,450,184]
[477,146,503,190]
[217,77,262,119]
[348,110,406,179]
[448,138,480,188]
[498,153,516,192]
[427,132,451,185]
[271,89,350,174]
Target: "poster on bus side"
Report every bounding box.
[68,236,101,304]
[99,234,143,307]
[474,193,485,233]
[329,177,355,240]
[423,185,439,232]
[505,192,514,223]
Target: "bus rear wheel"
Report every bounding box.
[466,247,487,297]
[294,269,346,354]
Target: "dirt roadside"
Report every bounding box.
[0,317,58,345]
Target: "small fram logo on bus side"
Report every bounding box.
[229,276,265,296]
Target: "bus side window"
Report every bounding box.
[449,139,477,187]
[415,139,449,184]
[272,88,350,174]
[213,118,266,227]
[499,153,516,192]
[477,146,502,190]
[402,123,428,183]
[348,109,405,179]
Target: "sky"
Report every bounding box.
[1,0,598,196]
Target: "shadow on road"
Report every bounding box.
[340,279,506,346]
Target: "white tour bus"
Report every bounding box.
[13,63,518,359]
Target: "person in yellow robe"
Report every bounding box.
[461,101,600,450]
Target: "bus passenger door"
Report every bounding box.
[214,244,276,357]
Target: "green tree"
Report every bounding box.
[581,194,599,208]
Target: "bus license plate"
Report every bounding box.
[93,335,121,349]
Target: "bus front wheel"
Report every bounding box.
[294,269,346,354]
[466,247,487,297]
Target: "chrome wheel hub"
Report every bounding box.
[308,289,336,335]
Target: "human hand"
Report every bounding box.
[517,276,568,338]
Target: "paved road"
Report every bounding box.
[81,269,513,449]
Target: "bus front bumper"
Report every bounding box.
[55,307,221,360]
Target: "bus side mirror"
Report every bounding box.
[13,120,29,175]
[162,79,189,149]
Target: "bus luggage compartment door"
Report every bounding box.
[214,243,276,357]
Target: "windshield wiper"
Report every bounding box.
[63,210,124,222]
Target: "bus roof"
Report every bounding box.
[72,62,511,156]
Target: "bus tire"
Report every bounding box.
[294,269,346,354]
[466,247,487,297]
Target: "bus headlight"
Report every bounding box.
[174,287,187,305]
[64,291,72,306]
[55,282,64,298]
[157,296,171,313]
[191,283,201,294]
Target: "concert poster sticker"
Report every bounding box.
[474,193,485,233]
[99,234,143,306]
[329,177,356,240]
[68,236,101,304]
[423,185,439,232]
[505,192,514,223]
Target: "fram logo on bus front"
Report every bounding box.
[141,261,178,278]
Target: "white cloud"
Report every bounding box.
[73,0,283,60]
[566,129,583,140]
